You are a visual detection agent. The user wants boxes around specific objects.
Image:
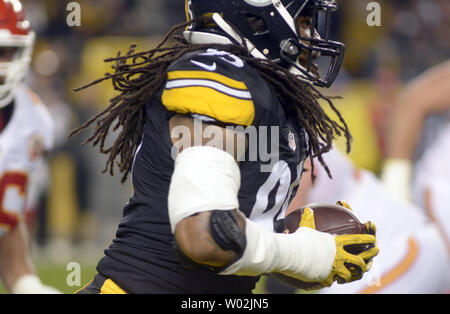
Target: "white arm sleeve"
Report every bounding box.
[168,146,241,233]
[221,218,336,282]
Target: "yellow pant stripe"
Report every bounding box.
[100,279,127,294]
[73,280,93,294]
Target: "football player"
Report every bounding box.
[380,60,450,254]
[72,0,379,294]
[287,148,450,293]
[0,0,59,294]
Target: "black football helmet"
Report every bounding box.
[184,0,345,88]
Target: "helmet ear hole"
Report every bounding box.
[245,13,268,35]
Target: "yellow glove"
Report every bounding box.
[337,200,352,211]
[299,205,379,288]
[299,206,316,229]
[321,233,379,287]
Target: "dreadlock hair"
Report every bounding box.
[68,17,352,184]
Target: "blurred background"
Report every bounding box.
[6,0,448,293]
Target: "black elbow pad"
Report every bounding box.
[173,210,246,273]
[210,210,246,256]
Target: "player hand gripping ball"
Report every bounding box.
[272,202,379,290]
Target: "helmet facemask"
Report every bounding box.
[281,0,345,88]
[0,31,34,108]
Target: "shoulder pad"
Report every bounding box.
[161,49,255,126]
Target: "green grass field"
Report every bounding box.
[0,259,302,294]
[0,261,98,294]
[0,262,269,294]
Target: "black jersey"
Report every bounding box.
[96,49,308,294]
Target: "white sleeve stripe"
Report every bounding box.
[165,79,252,100]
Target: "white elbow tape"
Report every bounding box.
[221,219,336,282]
[168,146,241,233]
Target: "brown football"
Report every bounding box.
[271,203,370,290]
[275,203,367,235]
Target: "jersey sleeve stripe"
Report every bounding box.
[165,79,252,100]
[167,70,248,90]
[162,86,255,126]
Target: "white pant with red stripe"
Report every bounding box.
[413,121,450,257]
[306,149,450,294]
[320,223,449,294]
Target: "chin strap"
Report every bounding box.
[288,62,315,84]
[184,13,267,60]
[211,13,268,60]
[271,0,298,35]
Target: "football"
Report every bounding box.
[271,203,370,290]
[274,203,368,235]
